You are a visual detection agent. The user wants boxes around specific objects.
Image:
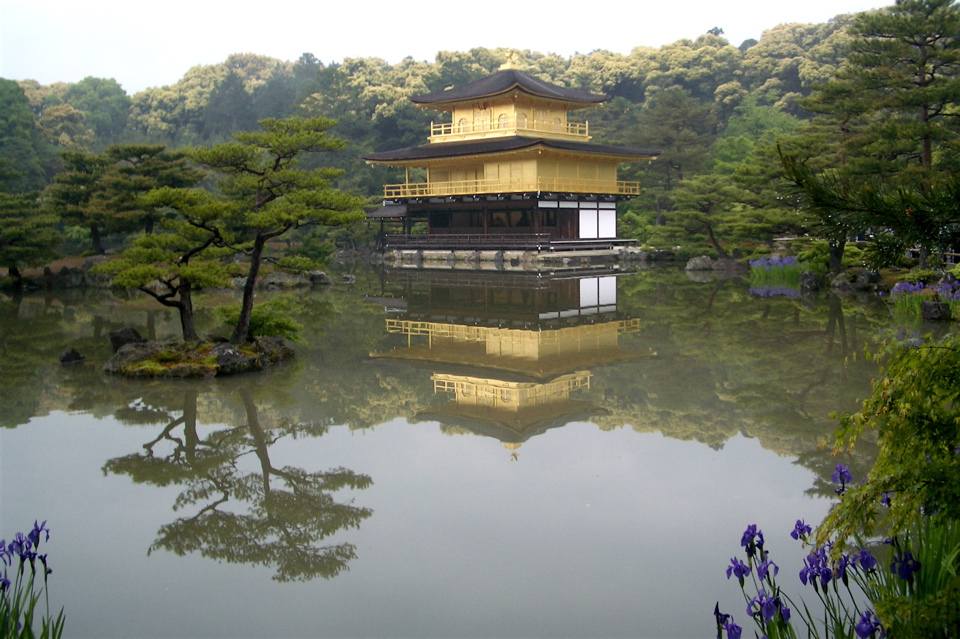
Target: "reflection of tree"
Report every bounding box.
[103,384,372,582]
[595,274,885,459]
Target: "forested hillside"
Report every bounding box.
[2,2,959,266]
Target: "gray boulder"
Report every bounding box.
[59,348,85,364]
[854,269,882,290]
[254,336,296,365]
[713,259,749,275]
[685,256,714,271]
[108,327,147,353]
[921,301,953,320]
[799,270,822,292]
[210,342,262,376]
[308,270,333,286]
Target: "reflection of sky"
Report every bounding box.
[3,411,831,638]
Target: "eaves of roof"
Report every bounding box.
[361,136,661,164]
[410,69,608,107]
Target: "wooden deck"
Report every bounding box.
[380,233,636,252]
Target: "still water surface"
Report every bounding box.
[1,267,894,638]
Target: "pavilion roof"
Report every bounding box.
[410,69,608,108]
[360,136,661,164]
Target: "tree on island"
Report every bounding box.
[190,116,365,344]
[98,188,233,341]
[102,116,366,344]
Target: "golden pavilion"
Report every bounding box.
[362,60,660,255]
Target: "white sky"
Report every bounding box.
[2,0,891,95]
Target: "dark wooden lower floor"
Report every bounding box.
[379,233,636,252]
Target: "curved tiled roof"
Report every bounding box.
[361,136,660,164]
[410,69,608,107]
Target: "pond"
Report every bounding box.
[1,265,897,638]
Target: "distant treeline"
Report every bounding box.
[5,7,957,264]
[1,20,851,193]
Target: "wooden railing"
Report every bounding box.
[383,177,640,198]
[430,118,588,140]
[384,233,553,250]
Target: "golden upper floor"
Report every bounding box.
[361,63,660,197]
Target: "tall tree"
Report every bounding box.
[103,144,205,234]
[840,0,960,178]
[189,116,365,344]
[46,144,205,253]
[46,149,113,253]
[62,77,131,142]
[662,174,750,258]
[0,79,52,192]
[201,71,256,140]
[0,160,60,282]
[637,89,717,192]
[97,187,232,341]
[785,0,960,267]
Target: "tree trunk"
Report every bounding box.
[178,278,199,341]
[231,234,266,344]
[241,386,273,497]
[183,389,199,465]
[828,238,846,274]
[90,224,105,255]
[704,223,728,259]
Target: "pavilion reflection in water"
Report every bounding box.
[370,270,654,456]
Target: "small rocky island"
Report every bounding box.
[101,327,294,378]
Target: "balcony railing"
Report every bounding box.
[429,118,588,141]
[383,177,640,198]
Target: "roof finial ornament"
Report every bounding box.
[499,52,519,71]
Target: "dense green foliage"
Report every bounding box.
[826,336,960,544]
[3,1,959,265]
[0,192,59,281]
[97,117,365,343]
[783,0,960,269]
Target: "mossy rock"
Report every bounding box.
[102,337,294,378]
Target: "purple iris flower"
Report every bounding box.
[774,594,791,623]
[38,553,51,576]
[855,610,885,638]
[757,559,779,581]
[800,546,833,589]
[790,519,812,541]
[724,619,742,639]
[831,464,853,494]
[714,602,729,626]
[857,549,879,571]
[891,551,921,582]
[27,520,49,547]
[8,532,35,561]
[891,281,926,296]
[835,553,856,584]
[727,557,751,584]
[747,589,778,623]
[740,524,764,558]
